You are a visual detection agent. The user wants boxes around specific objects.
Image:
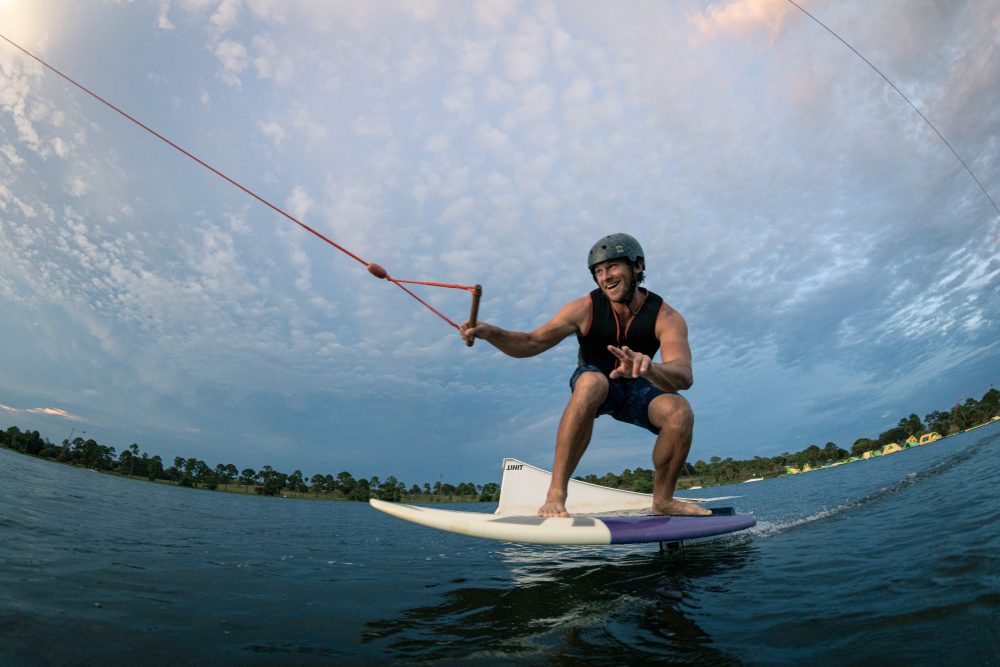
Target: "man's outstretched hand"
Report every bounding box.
[607,345,652,380]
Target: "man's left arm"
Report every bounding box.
[607,306,693,391]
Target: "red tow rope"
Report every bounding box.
[0,32,482,337]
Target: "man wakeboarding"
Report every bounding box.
[461,233,712,518]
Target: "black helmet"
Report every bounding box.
[587,233,644,271]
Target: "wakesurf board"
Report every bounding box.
[369,458,756,545]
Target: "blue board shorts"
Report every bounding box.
[570,364,675,435]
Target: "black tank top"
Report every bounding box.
[576,288,663,376]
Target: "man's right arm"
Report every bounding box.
[460,296,589,358]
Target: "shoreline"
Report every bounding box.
[3,409,997,502]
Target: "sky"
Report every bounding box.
[0,0,997,487]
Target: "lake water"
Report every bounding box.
[2,422,998,665]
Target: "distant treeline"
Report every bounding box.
[579,387,999,491]
[2,388,996,499]
[0,428,498,503]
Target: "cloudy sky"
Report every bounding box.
[1,0,997,486]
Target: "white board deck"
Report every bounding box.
[370,498,613,544]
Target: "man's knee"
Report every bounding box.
[571,371,609,408]
[649,393,693,433]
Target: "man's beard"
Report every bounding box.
[607,276,635,304]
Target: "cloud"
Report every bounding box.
[351,112,392,139]
[157,2,175,30]
[475,123,513,158]
[399,36,438,83]
[501,17,548,81]
[252,34,294,84]
[0,403,84,422]
[286,185,314,221]
[442,86,474,119]
[474,0,518,32]
[458,38,494,75]
[289,106,328,143]
[214,39,248,86]
[210,0,242,33]
[506,83,554,127]
[258,119,285,146]
[690,0,792,45]
[0,60,47,157]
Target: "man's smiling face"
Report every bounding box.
[593,259,634,304]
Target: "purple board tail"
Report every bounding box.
[602,513,756,544]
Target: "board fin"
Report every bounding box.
[497,458,740,516]
[659,540,683,553]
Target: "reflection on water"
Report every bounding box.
[364,535,756,663]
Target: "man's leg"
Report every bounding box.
[539,371,608,517]
[648,393,712,516]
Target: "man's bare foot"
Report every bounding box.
[652,499,713,516]
[538,491,570,517]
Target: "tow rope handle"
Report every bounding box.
[466,285,482,348]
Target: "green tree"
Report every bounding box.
[851,438,875,457]
[118,448,134,476]
[821,442,848,463]
[310,473,326,495]
[980,387,999,414]
[879,414,925,445]
[127,444,140,475]
[633,477,653,493]
[455,481,477,497]
[924,410,951,435]
[147,455,164,481]
[17,430,46,456]
[287,470,308,493]
[378,475,404,501]
[58,438,73,462]
[240,468,257,493]
[256,465,287,496]
[335,471,356,496]
[166,457,184,481]
[2,426,21,450]
[117,446,146,478]
[479,482,500,502]
[74,438,115,469]
[349,478,371,502]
